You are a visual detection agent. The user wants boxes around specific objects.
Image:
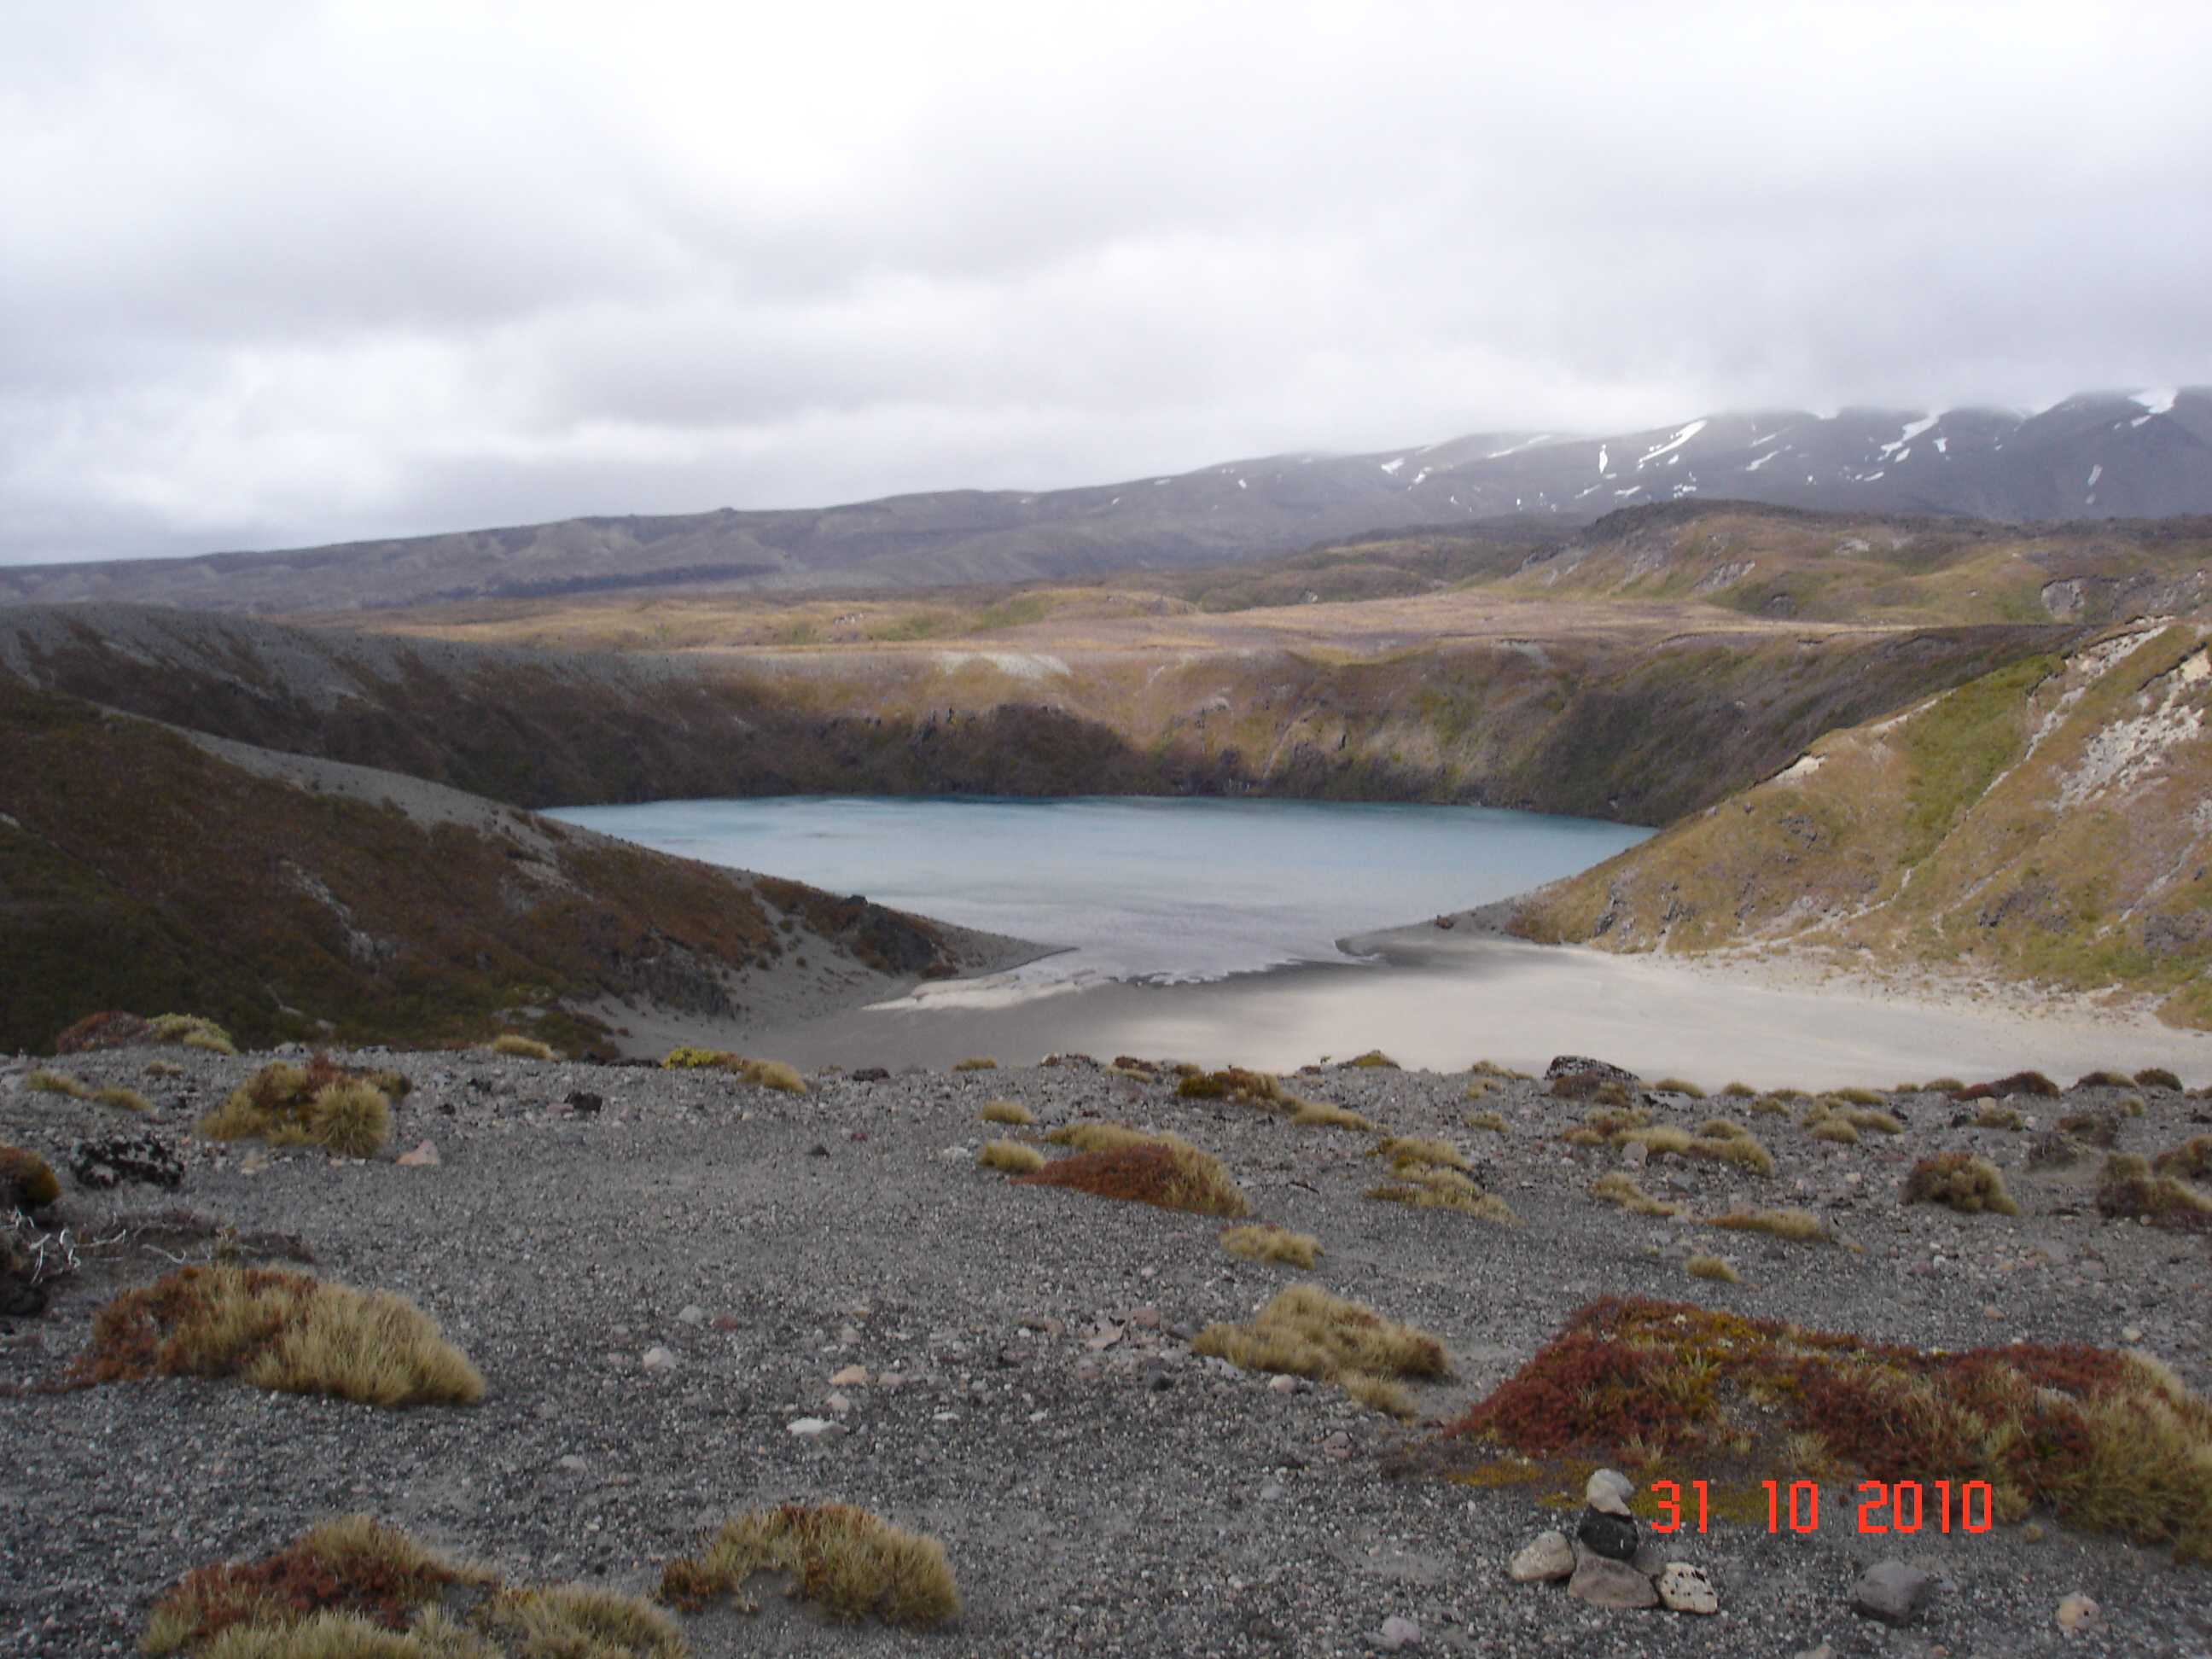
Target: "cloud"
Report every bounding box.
[5,0,2210,562]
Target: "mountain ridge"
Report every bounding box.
[4,387,2208,615]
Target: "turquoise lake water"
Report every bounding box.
[546,795,1650,985]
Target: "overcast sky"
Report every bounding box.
[4,1,2209,565]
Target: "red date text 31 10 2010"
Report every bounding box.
[1650,1480,1995,1535]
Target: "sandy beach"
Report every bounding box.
[685,920,2212,1090]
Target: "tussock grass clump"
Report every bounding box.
[1652,1078,1707,1098]
[661,1503,959,1628]
[1904,1152,2020,1216]
[1749,1095,1791,1116]
[2152,1136,2212,1180]
[1465,1109,1510,1134]
[952,1056,998,1072]
[26,1068,90,1099]
[200,1061,393,1157]
[1463,1077,1496,1100]
[1177,1067,1284,1105]
[1681,1127,1776,1176]
[1831,1086,1886,1107]
[1343,1050,1400,1069]
[2136,1067,2184,1091]
[145,1059,186,1079]
[1020,1131,1249,1218]
[94,1086,152,1114]
[1220,1224,1322,1268]
[1591,1172,1679,1219]
[142,1515,683,1656]
[1685,1254,1739,1284]
[149,1014,237,1057]
[1953,1070,2060,1101]
[2,1144,61,1208]
[2058,1109,2121,1148]
[1921,1076,1965,1093]
[1841,1106,1904,1135]
[1975,1103,2024,1131]
[2097,1154,2212,1226]
[1365,1167,1519,1225]
[1193,1284,1447,1417]
[73,1264,484,1407]
[1289,1098,1376,1132]
[1586,1104,1654,1136]
[1708,1207,1829,1243]
[1698,1118,1749,1140]
[2028,1129,2084,1168]
[1718,1081,1756,1098]
[2122,1095,2146,1118]
[2076,1069,2133,1090]
[978,1099,1034,1126]
[488,1033,555,1061]
[1445,1295,2212,1563]
[1371,1136,1470,1174]
[1470,1059,1532,1080]
[976,1140,1045,1175]
[661,1047,806,1093]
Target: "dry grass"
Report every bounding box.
[661,1503,959,1628]
[1289,1099,1377,1132]
[1365,1167,1519,1225]
[1465,1109,1511,1134]
[72,1265,485,1408]
[2136,1067,2184,1091]
[1220,1224,1323,1268]
[1975,1103,2025,1131]
[1463,1077,1496,1100]
[976,1140,1045,1175]
[1749,1095,1791,1116]
[1904,1152,2020,1216]
[1591,1172,1680,1218]
[26,1068,90,1098]
[146,1058,186,1079]
[1685,1254,1740,1284]
[200,1061,393,1157]
[1192,1284,1447,1417]
[1470,1060,1531,1080]
[978,1099,1034,1126]
[2152,1137,2212,1180]
[2,1144,61,1208]
[93,1085,151,1114]
[1620,1121,1777,1176]
[1446,1295,2212,1564]
[1831,1086,1886,1107]
[1020,1131,1250,1218]
[1841,1107,1905,1135]
[952,1056,999,1072]
[1811,1120,1860,1145]
[1343,1050,1400,1069]
[1652,1078,1707,1098]
[489,1033,555,1061]
[1176,1068,1284,1105]
[149,1014,238,1057]
[142,1515,682,1656]
[1718,1081,1756,1097]
[1371,1136,1469,1174]
[661,1046,806,1094]
[2097,1154,2212,1225]
[1708,1207,1830,1243]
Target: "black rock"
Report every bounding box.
[565,1090,603,1115]
[1546,1056,1641,1087]
[68,1133,184,1192]
[1575,1508,1640,1563]
[850,1067,890,1083]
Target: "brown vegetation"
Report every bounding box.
[976,1140,1045,1175]
[1220,1225,1323,1268]
[1904,1152,2020,1216]
[661,1503,959,1628]
[1193,1284,1448,1418]
[199,1060,393,1157]
[1019,1132,1250,1218]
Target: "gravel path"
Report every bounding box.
[3,1045,2209,1656]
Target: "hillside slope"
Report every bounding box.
[0,682,1016,1056]
[0,604,2077,827]
[3,389,2205,614]
[1511,620,2212,1028]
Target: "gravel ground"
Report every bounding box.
[3,1045,2209,1657]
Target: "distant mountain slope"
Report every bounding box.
[0,679,1013,1056]
[1510,620,2212,1029]
[3,389,2206,614]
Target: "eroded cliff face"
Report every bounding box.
[0,604,2074,827]
[1512,622,2212,1029]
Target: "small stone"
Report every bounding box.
[825,1392,853,1416]
[1585,1467,1636,1517]
[1854,1560,1936,1626]
[1567,1555,1658,1610]
[556,1454,587,1472]
[1576,1509,1639,1563]
[876,1370,905,1389]
[1377,1615,1422,1649]
[676,1305,706,1326]
[1322,1433,1353,1461]
[1268,1373,1301,1394]
[1086,1324,1124,1352]
[785,1417,835,1436]
[396,1139,439,1167]
[2122,1325,2143,1343]
[1621,1140,1650,1169]
[1657,1563,1718,1615]
[807,1143,830,1158]
[640,1346,678,1373]
[837,1323,863,1344]
[1259,1482,1287,1501]
[830,1365,869,1387]
[1127,1305,1161,1330]
[1507,1530,1574,1583]
[2056,1592,2098,1636]
[239,1152,271,1175]
[710,1313,742,1333]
